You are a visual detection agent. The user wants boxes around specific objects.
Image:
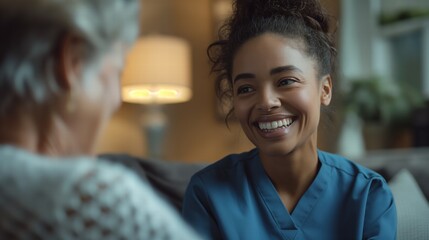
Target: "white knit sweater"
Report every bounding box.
[0,145,201,240]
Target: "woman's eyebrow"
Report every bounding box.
[233,73,255,83]
[270,65,303,75]
[233,65,303,83]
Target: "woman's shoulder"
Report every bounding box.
[318,150,384,182]
[0,145,142,208]
[192,148,258,179]
[0,145,134,186]
[0,145,150,213]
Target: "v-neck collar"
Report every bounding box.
[247,149,329,240]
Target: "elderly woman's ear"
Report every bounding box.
[56,33,86,91]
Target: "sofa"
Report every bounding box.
[101,147,429,240]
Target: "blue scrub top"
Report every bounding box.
[182,149,397,240]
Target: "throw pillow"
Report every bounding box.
[389,169,429,240]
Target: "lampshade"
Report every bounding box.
[122,35,192,104]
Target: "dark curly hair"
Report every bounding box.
[209,0,337,123]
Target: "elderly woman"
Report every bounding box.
[0,0,200,239]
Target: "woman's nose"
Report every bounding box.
[256,87,281,111]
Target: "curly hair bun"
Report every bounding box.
[233,0,330,33]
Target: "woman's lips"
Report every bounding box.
[257,117,294,130]
[255,117,296,138]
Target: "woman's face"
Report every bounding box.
[231,33,332,157]
[70,42,129,154]
[83,43,127,116]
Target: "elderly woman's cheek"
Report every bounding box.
[86,58,123,113]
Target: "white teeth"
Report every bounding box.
[258,118,294,130]
[272,121,278,128]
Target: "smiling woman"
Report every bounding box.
[231,33,332,159]
[182,0,397,239]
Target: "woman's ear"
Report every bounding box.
[56,33,85,91]
[320,74,332,106]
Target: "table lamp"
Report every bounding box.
[121,35,192,159]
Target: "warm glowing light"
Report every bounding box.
[122,84,191,104]
[121,35,192,104]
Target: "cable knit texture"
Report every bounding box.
[0,145,200,240]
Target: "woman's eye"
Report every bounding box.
[237,86,254,95]
[278,78,296,86]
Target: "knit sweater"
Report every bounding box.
[0,145,201,240]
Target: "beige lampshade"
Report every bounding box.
[122,35,192,104]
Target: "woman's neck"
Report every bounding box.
[0,109,79,157]
[259,141,320,212]
[262,147,318,188]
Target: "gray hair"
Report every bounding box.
[0,0,140,115]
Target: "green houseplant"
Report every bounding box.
[342,76,424,150]
[344,76,423,126]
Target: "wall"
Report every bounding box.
[96,0,340,163]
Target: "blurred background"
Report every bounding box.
[95,0,429,163]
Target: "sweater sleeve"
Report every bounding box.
[59,160,202,240]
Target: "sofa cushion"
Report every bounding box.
[99,154,207,212]
[356,148,429,201]
[389,169,429,240]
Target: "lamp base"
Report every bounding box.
[141,105,166,160]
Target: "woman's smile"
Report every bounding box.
[232,33,331,156]
[254,116,297,138]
